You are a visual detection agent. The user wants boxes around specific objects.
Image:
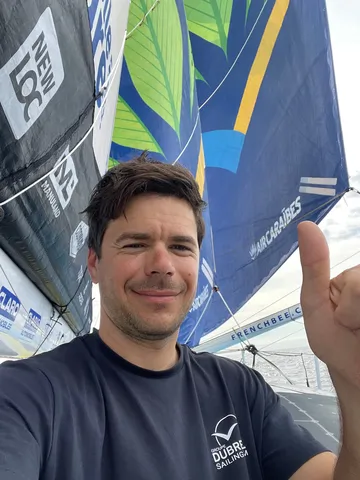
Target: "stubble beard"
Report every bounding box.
[103,290,192,342]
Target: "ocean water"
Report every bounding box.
[220,347,335,394]
[219,321,336,395]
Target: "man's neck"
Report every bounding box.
[98,318,179,371]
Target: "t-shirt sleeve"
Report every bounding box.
[0,360,54,480]
[252,370,330,480]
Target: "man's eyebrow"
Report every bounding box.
[114,233,197,247]
[114,232,151,244]
[170,235,197,247]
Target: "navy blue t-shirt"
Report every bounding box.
[0,331,326,479]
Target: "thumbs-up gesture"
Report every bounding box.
[298,221,360,390]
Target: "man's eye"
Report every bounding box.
[172,245,191,251]
[124,244,145,248]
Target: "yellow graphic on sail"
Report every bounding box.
[234,0,290,134]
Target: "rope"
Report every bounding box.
[215,287,251,348]
[242,344,294,385]
[0,30,127,207]
[126,0,160,39]
[223,338,320,389]
[0,0,175,206]
[301,353,310,388]
[233,241,360,331]
[31,308,62,356]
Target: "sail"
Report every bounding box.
[0,0,349,355]
[0,0,130,347]
[110,0,348,347]
[0,249,75,357]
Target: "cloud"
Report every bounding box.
[322,188,360,240]
[349,173,360,190]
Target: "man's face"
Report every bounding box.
[88,194,200,341]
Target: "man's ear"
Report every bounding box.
[88,248,99,284]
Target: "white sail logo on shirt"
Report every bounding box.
[210,414,249,470]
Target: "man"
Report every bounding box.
[0,154,359,479]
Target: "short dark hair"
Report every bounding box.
[83,152,207,258]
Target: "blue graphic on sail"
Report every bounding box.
[110,0,348,347]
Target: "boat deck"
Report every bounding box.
[277,389,340,453]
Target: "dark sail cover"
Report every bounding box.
[0,0,129,336]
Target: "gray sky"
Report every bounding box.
[204,0,360,346]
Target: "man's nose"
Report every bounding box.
[145,246,175,276]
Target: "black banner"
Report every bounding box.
[0,0,99,334]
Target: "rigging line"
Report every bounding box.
[278,185,357,232]
[260,327,306,351]
[215,289,251,348]
[184,289,214,344]
[288,189,346,227]
[54,265,91,337]
[348,186,360,195]
[209,226,217,273]
[126,0,160,39]
[259,240,360,353]
[98,29,127,94]
[219,347,249,354]
[76,311,93,336]
[259,349,312,387]
[301,353,310,387]
[218,188,352,280]
[238,344,295,386]
[173,1,268,165]
[261,351,312,357]
[53,265,89,314]
[201,190,357,340]
[0,31,127,207]
[172,112,200,165]
[235,245,360,329]
[255,351,294,385]
[223,345,309,356]
[237,291,300,328]
[31,308,62,356]
[199,1,269,111]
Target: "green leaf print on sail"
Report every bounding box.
[124,0,183,138]
[108,158,118,170]
[245,0,252,24]
[184,0,234,56]
[112,96,164,156]
[195,67,207,84]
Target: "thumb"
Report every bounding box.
[298,221,330,311]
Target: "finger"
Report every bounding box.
[329,281,341,307]
[298,221,330,310]
[333,268,360,331]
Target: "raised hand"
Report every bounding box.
[298,221,360,390]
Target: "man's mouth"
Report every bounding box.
[132,290,180,303]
